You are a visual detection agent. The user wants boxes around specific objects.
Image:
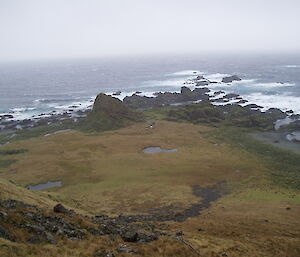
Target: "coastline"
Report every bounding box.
[1,72,300,153]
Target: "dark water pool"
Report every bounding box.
[26,181,62,191]
[143,146,178,154]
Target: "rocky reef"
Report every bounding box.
[123,87,210,109]
[221,75,242,83]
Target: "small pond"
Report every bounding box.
[143,146,178,154]
[26,181,62,191]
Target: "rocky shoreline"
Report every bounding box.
[0,109,89,134]
[1,74,299,143]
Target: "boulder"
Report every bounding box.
[225,93,240,99]
[222,75,241,83]
[121,230,157,243]
[53,204,69,214]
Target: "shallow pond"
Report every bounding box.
[286,131,300,142]
[143,146,178,154]
[27,181,62,191]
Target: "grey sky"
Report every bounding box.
[0,0,299,61]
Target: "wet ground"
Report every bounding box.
[97,182,227,223]
[250,132,300,154]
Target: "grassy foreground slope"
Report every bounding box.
[0,120,299,256]
[0,95,300,257]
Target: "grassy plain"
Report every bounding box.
[0,120,300,256]
[1,121,265,213]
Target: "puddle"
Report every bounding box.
[143,146,178,154]
[26,181,62,191]
[286,131,300,142]
[274,117,298,130]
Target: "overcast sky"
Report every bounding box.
[0,0,299,62]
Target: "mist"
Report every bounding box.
[0,0,300,62]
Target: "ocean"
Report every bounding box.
[0,53,300,121]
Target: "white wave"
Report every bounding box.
[242,93,300,114]
[253,82,295,88]
[166,70,202,76]
[211,98,242,106]
[204,73,230,82]
[11,107,37,112]
[141,78,188,88]
[34,99,44,103]
[282,65,300,68]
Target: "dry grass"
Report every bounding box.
[0,121,299,256]
[1,121,261,214]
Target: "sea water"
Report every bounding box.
[0,53,299,121]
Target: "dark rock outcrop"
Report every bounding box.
[83,93,141,131]
[123,86,210,109]
[53,204,69,214]
[222,75,241,83]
